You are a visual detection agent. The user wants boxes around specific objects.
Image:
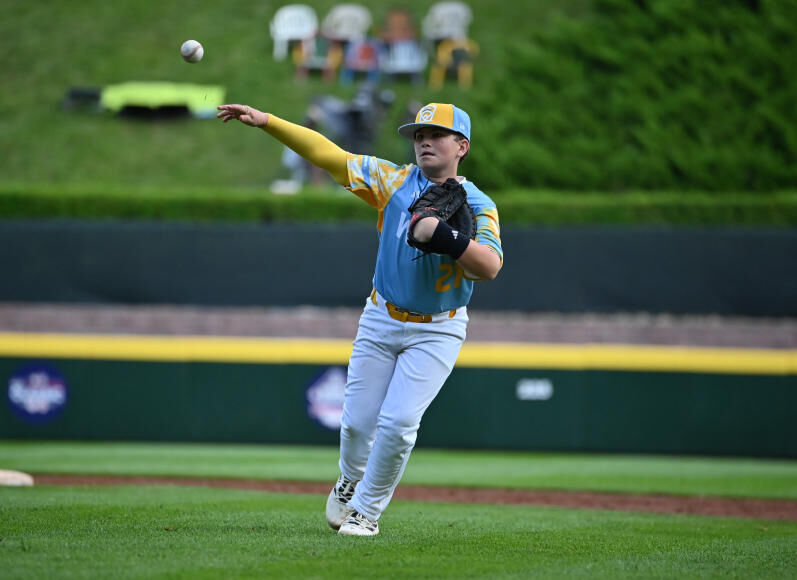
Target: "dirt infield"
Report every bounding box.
[33,474,797,521]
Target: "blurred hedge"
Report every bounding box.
[470,0,797,192]
[3,184,796,226]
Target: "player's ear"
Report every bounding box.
[458,138,470,159]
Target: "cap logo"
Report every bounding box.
[398,103,467,141]
[417,105,438,123]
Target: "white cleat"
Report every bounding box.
[326,474,357,530]
[338,510,380,536]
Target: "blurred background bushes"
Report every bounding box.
[470,0,797,193]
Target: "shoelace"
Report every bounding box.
[347,511,377,530]
[337,477,356,502]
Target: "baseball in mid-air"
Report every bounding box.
[180,39,204,63]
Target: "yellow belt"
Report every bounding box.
[371,289,456,323]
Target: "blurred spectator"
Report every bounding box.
[421,2,478,89]
[339,37,382,85]
[428,36,479,89]
[272,83,394,193]
[306,83,394,155]
[379,8,428,86]
[272,110,332,193]
[338,83,394,153]
[316,3,375,85]
[291,33,344,83]
[345,83,396,153]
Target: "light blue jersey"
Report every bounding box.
[346,154,503,313]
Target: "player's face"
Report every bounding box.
[413,127,469,178]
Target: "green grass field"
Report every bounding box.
[2,441,797,498]
[1,441,796,578]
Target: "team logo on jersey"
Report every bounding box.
[306,366,347,430]
[7,363,68,424]
[417,105,437,122]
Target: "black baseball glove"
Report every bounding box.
[407,178,477,256]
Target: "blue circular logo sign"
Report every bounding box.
[7,363,68,425]
[306,366,347,430]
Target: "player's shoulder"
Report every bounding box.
[351,154,419,179]
[347,154,421,191]
[350,153,412,172]
[461,179,497,211]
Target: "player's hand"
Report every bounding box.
[217,104,269,128]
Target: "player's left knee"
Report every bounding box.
[377,418,420,447]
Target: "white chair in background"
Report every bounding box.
[321,3,373,42]
[270,4,319,60]
[421,1,473,42]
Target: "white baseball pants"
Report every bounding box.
[339,290,468,521]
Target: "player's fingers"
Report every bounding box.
[218,108,244,122]
[217,104,244,116]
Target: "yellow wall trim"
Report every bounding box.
[0,332,794,375]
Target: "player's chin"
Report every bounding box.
[417,156,440,173]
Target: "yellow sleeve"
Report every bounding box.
[263,115,349,186]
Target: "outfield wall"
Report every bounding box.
[2,333,795,458]
[2,220,796,456]
[1,220,796,316]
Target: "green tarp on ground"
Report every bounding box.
[100,81,225,118]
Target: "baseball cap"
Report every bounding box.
[398,103,471,142]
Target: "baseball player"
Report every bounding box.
[217,102,503,536]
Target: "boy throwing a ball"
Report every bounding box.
[217,101,503,536]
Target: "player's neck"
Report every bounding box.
[422,171,462,184]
